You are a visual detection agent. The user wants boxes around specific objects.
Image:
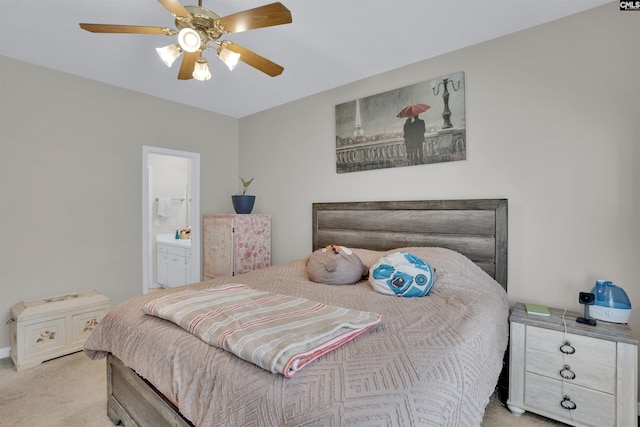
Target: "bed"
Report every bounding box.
[84,199,509,427]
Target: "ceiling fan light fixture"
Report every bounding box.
[156,44,183,67]
[178,27,202,53]
[78,1,293,80]
[193,57,212,81]
[218,47,241,71]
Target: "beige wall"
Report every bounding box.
[240,3,640,376]
[1,2,639,393]
[0,56,239,350]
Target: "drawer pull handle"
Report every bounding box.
[559,365,576,380]
[560,396,577,410]
[559,342,575,354]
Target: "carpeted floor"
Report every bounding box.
[0,352,113,427]
[0,351,565,426]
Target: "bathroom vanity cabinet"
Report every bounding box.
[157,240,192,288]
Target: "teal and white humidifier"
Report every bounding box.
[589,280,632,324]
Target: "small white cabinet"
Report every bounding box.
[508,303,638,426]
[157,240,192,288]
[10,290,111,371]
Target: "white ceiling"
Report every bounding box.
[0,0,610,118]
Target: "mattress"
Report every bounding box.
[84,247,509,426]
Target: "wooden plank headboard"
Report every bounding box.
[312,199,508,289]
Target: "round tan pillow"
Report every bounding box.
[306,245,368,285]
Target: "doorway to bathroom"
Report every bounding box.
[142,146,201,294]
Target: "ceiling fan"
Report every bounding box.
[79,0,292,81]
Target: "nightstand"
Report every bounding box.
[507,302,638,427]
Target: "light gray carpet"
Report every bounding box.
[0,351,564,426]
[0,352,113,427]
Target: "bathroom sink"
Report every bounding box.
[156,234,191,247]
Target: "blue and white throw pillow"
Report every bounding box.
[369,252,436,297]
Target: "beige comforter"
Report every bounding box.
[84,247,509,427]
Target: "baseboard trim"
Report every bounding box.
[0,346,10,359]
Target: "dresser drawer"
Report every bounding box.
[525,372,615,427]
[525,326,616,394]
[526,327,616,367]
[525,348,615,393]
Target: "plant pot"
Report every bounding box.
[231,195,256,214]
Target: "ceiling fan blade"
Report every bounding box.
[178,51,199,80]
[217,2,292,34]
[157,0,191,18]
[224,43,284,77]
[79,23,177,35]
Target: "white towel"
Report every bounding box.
[157,198,171,218]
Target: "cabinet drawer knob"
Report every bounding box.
[560,396,577,410]
[559,341,575,354]
[559,365,576,380]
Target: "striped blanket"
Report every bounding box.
[143,284,382,377]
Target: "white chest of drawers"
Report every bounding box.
[9,290,111,371]
[507,303,638,426]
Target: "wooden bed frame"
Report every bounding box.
[106,198,508,426]
[313,199,507,288]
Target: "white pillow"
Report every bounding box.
[369,252,435,297]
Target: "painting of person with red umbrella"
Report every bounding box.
[335,71,465,173]
[397,104,430,165]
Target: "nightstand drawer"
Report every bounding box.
[525,324,616,395]
[526,327,616,367]
[525,348,615,393]
[525,372,615,427]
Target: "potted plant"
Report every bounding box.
[231,177,255,214]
